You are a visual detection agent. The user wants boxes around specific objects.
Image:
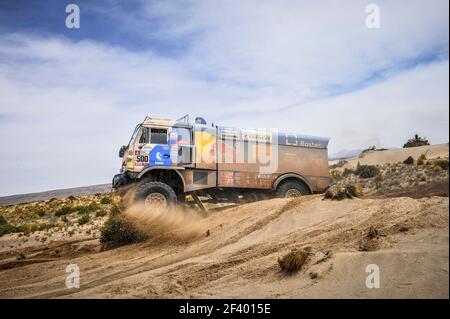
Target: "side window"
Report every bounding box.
[138,127,149,143]
[150,128,168,144]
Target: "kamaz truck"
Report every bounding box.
[112,115,331,208]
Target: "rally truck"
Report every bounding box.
[112,115,331,208]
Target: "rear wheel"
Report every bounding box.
[134,181,177,209]
[276,180,310,198]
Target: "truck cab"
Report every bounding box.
[118,116,193,176]
[113,116,200,208]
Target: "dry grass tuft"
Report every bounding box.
[403,156,414,165]
[324,184,363,200]
[366,226,379,239]
[278,249,308,273]
[100,211,147,250]
[358,226,380,251]
[417,153,427,165]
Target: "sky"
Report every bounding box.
[0,0,448,195]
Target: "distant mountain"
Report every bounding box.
[0,184,111,206]
[329,149,364,161]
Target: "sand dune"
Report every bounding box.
[330,143,449,168]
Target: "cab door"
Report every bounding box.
[148,128,172,167]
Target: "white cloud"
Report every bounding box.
[244,60,449,152]
[139,0,449,94]
[0,0,448,195]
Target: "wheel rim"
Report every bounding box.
[285,189,302,198]
[144,192,167,209]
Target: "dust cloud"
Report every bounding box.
[123,203,205,241]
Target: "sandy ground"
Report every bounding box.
[0,195,447,298]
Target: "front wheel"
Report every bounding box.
[276,181,310,198]
[134,181,177,209]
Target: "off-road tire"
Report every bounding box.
[134,181,177,207]
[276,180,310,198]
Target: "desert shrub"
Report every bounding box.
[345,184,363,198]
[100,197,112,205]
[403,134,430,148]
[38,223,56,231]
[417,154,427,165]
[1,217,31,236]
[16,224,29,234]
[74,206,90,214]
[403,156,414,165]
[110,205,121,216]
[55,206,74,217]
[33,209,46,218]
[434,159,449,170]
[56,221,65,229]
[358,226,380,251]
[68,195,76,201]
[330,170,342,182]
[324,184,363,200]
[433,165,443,172]
[88,202,101,210]
[374,173,384,188]
[74,203,100,214]
[78,214,90,225]
[96,210,108,217]
[100,214,146,249]
[342,168,356,176]
[329,160,348,169]
[420,175,427,182]
[356,163,380,178]
[0,215,7,225]
[0,223,18,236]
[367,226,379,239]
[278,249,308,273]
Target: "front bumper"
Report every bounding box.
[112,173,128,189]
[112,171,139,189]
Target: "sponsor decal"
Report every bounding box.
[150,145,172,166]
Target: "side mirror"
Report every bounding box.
[119,145,127,158]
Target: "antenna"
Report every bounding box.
[176,114,190,123]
